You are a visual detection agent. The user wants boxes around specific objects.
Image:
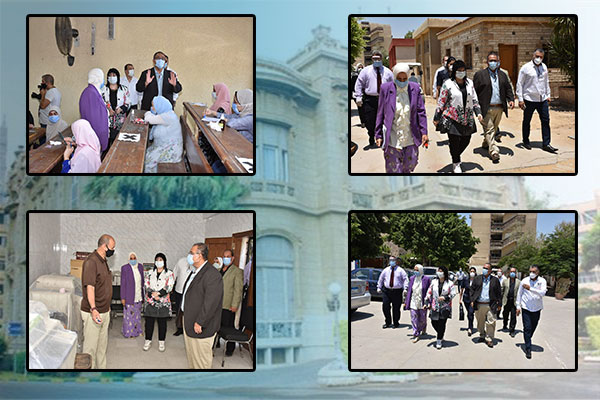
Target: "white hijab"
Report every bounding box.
[392,63,411,80]
[88,68,104,95]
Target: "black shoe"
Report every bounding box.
[510,331,516,337]
[492,158,500,164]
[393,324,400,329]
[502,326,508,332]
[478,337,486,343]
[363,143,376,151]
[526,349,532,359]
[382,324,391,329]
[495,136,502,143]
[486,340,494,348]
[173,329,183,336]
[522,142,532,150]
[467,329,472,337]
[542,145,558,153]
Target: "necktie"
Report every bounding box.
[389,266,394,288]
[376,68,382,93]
[180,270,195,311]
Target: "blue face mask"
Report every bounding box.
[187,254,195,265]
[232,103,240,115]
[155,59,166,69]
[482,268,488,275]
[99,82,105,89]
[395,79,408,88]
[488,61,499,70]
[129,259,137,266]
[223,257,232,266]
[373,61,382,68]
[509,272,516,278]
[389,260,396,267]
[48,115,60,124]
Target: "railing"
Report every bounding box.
[503,214,527,230]
[250,181,295,197]
[352,193,373,208]
[257,320,302,340]
[490,240,503,248]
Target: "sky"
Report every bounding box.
[459,212,576,236]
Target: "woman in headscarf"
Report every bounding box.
[213,256,224,269]
[61,119,101,173]
[375,63,428,173]
[204,88,254,143]
[45,105,69,142]
[143,253,174,352]
[433,59,483,173]
[424,265,457,350]
[120,252,144,338]
[206,83,231,114]
[143,95,183,173]
[404,264,432,343]
[79,68,110,153]
[102,68,130,149]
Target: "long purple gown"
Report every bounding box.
[79,84,109,151]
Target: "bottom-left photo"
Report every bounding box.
[26,211,255,371]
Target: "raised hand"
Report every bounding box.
[168,71,177,87]
[145,70,154,87]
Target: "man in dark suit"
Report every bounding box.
[135,51,182,111]
[473,51,514,163]
[470,263,502,347]
[180,242,223,369]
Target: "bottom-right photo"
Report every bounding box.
[349,210,577,371]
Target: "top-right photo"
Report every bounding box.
[349,15,577,175]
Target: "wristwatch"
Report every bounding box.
[91,307,97,312]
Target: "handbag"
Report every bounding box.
[459,303,465,321]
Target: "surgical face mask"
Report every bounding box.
[436,271,444,279]
[456,71,466,79]
[395,79,408,88]
[488,61,499,70]
[155,59,166,69]
[482,268,488,275]
[129,259,137,266]
[373,60,382,68]
[212,92,217,100]
[497,272,503,277]
[232,103,240,115]
[155,260,164,269]
[389,260,396,267]
[105,247,114,258]
[223,257,232,266]
[443,60,447,67]
[533,57,543,65]
[108,76,118,84]
[470,272,476,278]
[213,263,220,269]
[48,115,60,124]
[530,272,538,280]
[509,272,516,278]
[187,254,195,265]
[128,69,135,77]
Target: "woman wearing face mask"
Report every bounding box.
[204,89,254,143]
[459,267,477,336]
[143,95,183,173]
[102,68,130,149]
[213,257,224,269]
[375,63,429,173]
[404,264,432,343]
[79,68,110,152]
[143,253,175,352]
[433,59,483,173]
[120,252,144,338]
[61,119,102,173]
[204,83,231,115]
[425,265,457,349]
[45,105,69,143]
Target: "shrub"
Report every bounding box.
[585,316,600,350]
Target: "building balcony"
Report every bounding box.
[503,215,526,231]
[490,240,503,249]
[249,181,295,197]
[257,320,302,344]
[490,223,503,232]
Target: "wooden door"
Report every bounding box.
[499,44,518,86]
[204,237,232,264]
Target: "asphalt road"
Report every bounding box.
[350,296,576,370]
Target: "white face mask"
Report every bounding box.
[530,272,537,280]
[108,76,118,84]
[436,271,444,279]
[470,272,476,278]
[456,71,466,79]
[155,260,164,269]
[533,57,543,65]
[128,69,135,77]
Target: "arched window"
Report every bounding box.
[256,235,294,321]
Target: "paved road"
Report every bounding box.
[350,296,575,370]
[350,97,576,173]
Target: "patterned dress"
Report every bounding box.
[383,86,419,173]
[143,110,183,173]
[122,264,143,338]
[144,268,175,318]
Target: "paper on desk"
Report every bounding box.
[208,121,222,131]
[201,116,219,122]
[118,132,141,142]
[236,157,254,173]
[48,140,62,146]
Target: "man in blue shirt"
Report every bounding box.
[470,263,502,347]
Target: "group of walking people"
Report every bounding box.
[377,257,547,358]
[352,48,557,173]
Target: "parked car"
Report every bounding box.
[423,266,438,278]
[351,278,371,314]
[351,268,382,299]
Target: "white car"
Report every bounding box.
[351,278,371,314]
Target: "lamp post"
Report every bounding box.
[327,282,344,368]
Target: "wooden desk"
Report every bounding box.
[97,109,149,174]
[28,127,46,147]
[183,102,253,174]
[28,126,73,173]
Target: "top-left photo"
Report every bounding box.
[26,15,255,175]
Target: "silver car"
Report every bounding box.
[351,278,371,314]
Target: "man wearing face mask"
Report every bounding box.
[80,234,115,369]
[432,56,449,99]
[501,266,521,337]
[354,51,394,150]
[79,68,110,152]
[459,267,477,336]
[377,256,408,329]
[516,49,557,153]
[435,56,455,97]
[470,263,502,347]
[473,51,515,163]
[516,265,547,359]
[219,249,244,356]
[136,51,182,112]
[121,64,141,110]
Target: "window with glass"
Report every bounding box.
[258,122,290,183]
[256,235,294,321]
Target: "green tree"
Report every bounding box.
[350,213,389,260]
[404,30,414,39]
[581,215,600,271]
[85,176,246,210]
[387,213,479,269]
[381,48,390,68]
[350,17,366,69]
[539,221,576,279]
[498,232,543,273]
[0,335,6,357]
[525,187,552,209]
[549,16,576,86]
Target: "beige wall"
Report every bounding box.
[28,17,254,125]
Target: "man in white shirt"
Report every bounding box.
[172,256,191,336]
[516,49,557,153]
[516,265,547,359]
[432,55,449,99]
[120,63,142,109]
[377,256,409,329]
[37,74,62,130]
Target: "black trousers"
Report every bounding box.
[172,291,183,329]
[522,100,551,146]
[356,101,366,125]
[448,134,472,163]
[145,316,167,341]
[465,302,475,331]
[503,301,517,332]
[522,309,541,351]
[431,318,448,340]
[221,309,236,354]
[382,288,403,325]
[363,95,379,145]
